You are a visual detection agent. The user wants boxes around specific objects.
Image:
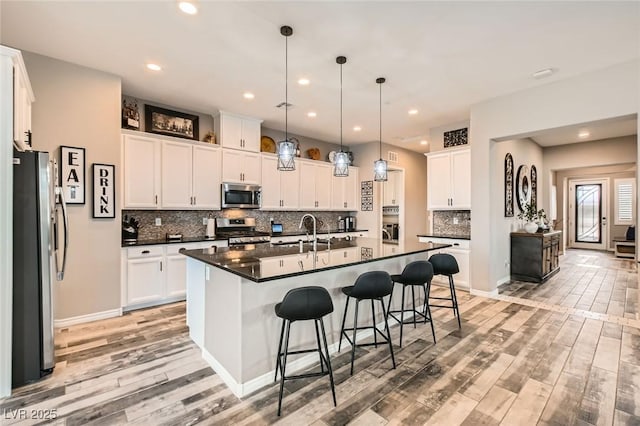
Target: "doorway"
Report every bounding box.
[381,168,404,242]
[568,178,609,250]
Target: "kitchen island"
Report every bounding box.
[181,237,450,397]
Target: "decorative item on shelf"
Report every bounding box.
[443,127,468,148]
[504,153,514,217]
[306,147,321,160]
[374,77,388,182]
[517,201,547,234]
[145,104,199,140]
[121,97,140,130]
[202,131,216,144]
[333,56,350,177]
[260,135,276,153]
[276,25,296,171]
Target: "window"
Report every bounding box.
[614,178,635,225]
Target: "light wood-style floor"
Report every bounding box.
[2,250,639,425]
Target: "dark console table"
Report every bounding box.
[510,230,562,283]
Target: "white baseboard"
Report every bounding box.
[496,275,511,286]
[54,308,122,328]
[470,288,499,298]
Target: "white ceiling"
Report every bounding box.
[530,116,638,147]
[1,1,639,153]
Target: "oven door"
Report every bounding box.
[221,183,261,208]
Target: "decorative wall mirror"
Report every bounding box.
[516,164,531,212]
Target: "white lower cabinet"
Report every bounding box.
[122,240,227,311]
[418,237,470,289]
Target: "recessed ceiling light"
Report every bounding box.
[408,109,418,115]
[532,68,555,79]
[146,63,162,71]
[298,78,310,86]
[307,111,317,118]
[178,1,198,15]
[243,92,255,100]
[353,126,362,131]
[420,140,428,145]
[578,130,590,138]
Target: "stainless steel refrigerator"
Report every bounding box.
[12,149,68,388]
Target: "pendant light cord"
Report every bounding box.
[285,34,288,141]
[340,62,343,151]
[379,82,382,158]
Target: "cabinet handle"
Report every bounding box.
[453,243,459,246]
[142,250,150,254]
[160,261,163,272]
[193,196,196,205]
[155,195,158,205]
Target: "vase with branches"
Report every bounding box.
[517,202,547,233]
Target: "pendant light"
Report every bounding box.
[276,25,295,171]
[374,77,388,182]
[333,56,349,177]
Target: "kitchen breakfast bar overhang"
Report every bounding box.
[182,237,450,397]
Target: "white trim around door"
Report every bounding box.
[568,178,610,251]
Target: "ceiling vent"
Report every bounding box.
[275,102,293,109]
[388,151,399,163]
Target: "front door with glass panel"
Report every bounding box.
[568,179,608,250]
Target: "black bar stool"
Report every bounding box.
[428,253,461,328]
[387,260,436,347]
[338,271,396,375]
[274,286,336,416]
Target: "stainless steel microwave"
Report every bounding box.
[221,182,261,209]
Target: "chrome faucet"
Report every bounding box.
[299,213,317,251]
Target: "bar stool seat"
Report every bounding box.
[387,260,436,347]
[274,286,336,416]
[338,271,396,375]
[428,253,461,328]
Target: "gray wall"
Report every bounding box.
[23,52,122,321]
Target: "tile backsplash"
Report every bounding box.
[432,210,471,237]
[124,209,355,240]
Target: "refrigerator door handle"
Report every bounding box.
[55,186,69,281]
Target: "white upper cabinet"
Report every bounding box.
[427,148,470,210]
[8,48,34,150]
[214,111,262,152]
[161,141,192,208]
[331,166,359,211]
[261,154,300,210]
[222,149,261,184]
[383,171,400,206]
[192,145,221,209]
[123,132,221,210]
[123,134,162,208]
[300,160,332,210]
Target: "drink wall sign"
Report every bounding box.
[60,146,85,204]
[92,164,115,218]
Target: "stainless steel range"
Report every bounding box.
[215,217,270,246]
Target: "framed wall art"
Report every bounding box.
[361,180,373,211]
[505,153,514,217]
[60,145,85,204]
[145,105,199,140]
[92,163,115,218]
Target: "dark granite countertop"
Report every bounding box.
[417,234,471,240]
[271,229,368,238]
[122,236,228,247]
[182,237,450,282]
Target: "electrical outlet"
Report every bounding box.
[453,217,459,225]
[155,217,162,226]
[203,217,208,225]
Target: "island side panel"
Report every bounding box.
[239,253,421,384]
[186,258,205,346]
[205,265,243,384]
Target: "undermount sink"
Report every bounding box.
[271,241,329,250]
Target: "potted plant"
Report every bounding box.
[517,202,547,233]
